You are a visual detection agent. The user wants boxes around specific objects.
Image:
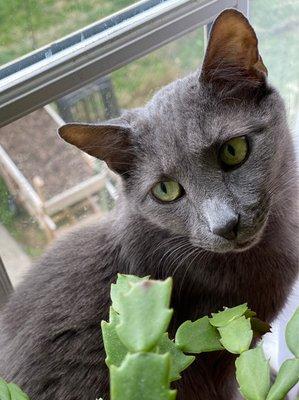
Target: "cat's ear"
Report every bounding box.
[58,120,135,176]
[201,9,267,93]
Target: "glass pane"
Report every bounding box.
[0,0,141,66]
[0,27,204,284]
[251,0,299,127]
[252,2,299,387]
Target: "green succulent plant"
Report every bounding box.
[101,274,299,400]
[1,274,298,400]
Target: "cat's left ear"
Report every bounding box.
[58,120,135,176]
[201,9,267,93]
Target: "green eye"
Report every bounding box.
[220,136,249,168]
[151,180,184,202]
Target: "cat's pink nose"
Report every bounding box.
[211,215,239,241]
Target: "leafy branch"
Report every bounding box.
[1,274,298,400]
[101,274,299,400]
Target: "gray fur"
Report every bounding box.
[0,12,298,400]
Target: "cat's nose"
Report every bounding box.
[210,215,239,240]
[203,198,239,241]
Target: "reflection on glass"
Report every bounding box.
[0,27,204,283]
[251,0,299,126]
[55,27,204,123]
[0,0,137,66]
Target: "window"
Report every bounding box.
[0,0,245,126]
[0,0,138,66]
[251,0,299,127]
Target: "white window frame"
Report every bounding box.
[0,0,249,127]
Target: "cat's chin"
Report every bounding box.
[233,237,260,253]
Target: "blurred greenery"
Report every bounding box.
[111,27,204,109]
[251,0,299,125]
[0,177,15,227]
[0,0,298,114]
[0,177,46,257]
[0,0,136,65]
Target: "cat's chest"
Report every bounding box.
[162,246,294,325]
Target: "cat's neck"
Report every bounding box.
[112,193,297,323]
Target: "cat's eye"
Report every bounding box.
[219,136,249,169]
[151,180,184,202]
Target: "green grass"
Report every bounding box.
[112,27,204,109]
[0,177,15,228]
[0,0,135,65]
[0,177,47,257]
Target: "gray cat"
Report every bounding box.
[0,9,298,400]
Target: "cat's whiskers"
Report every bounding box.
[166,244,197,278]
[151,236,186,259]
[156,241,192,277]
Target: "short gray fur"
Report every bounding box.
[0,10,298,400]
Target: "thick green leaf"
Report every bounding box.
[110,353,176,400]
[218,316,253,354]
[175,316,223,353]
[210,304,248,327]
[116,279,173,352]
[0,379,11,400]
[285,307,299,358]
[157,333,195,381]
[0,379,30,400]
[236,347,271,400]
[101,307,128,367]
[266,359,299,400]
[6,384,29,400]
[111,274,149,313]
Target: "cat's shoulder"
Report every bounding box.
[1,214,119,323]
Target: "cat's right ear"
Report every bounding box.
[58,120,135,176]
[200,9,267,95]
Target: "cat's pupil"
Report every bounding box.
[227,144,235,156]
[161,182,167,193]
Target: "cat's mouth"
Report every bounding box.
[205,235,260,254]
[190,212,269,253]
[192,228,264,254]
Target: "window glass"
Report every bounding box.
[251,0,299,127]
[0,26,204,284]
[251,1,298,381]
[0,0,141,66]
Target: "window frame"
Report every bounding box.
[0,0,249,127]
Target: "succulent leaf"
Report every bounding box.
[285,307,299,358]
[175,316,223,353]
[110,353,176,400]
[157,333,195,381]
[0,379,30,400]
[236,347,271,400]
[111,274,149,313]
[0,379,10,400]
[266,358,299,400]
[218,316,253,354]
[116,279,173,352]
[101,307,128,367]
[6,384,29,400]
[210,303,248,327]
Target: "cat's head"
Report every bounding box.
[59,10,291,253]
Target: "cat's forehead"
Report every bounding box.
[136,75,265,155]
